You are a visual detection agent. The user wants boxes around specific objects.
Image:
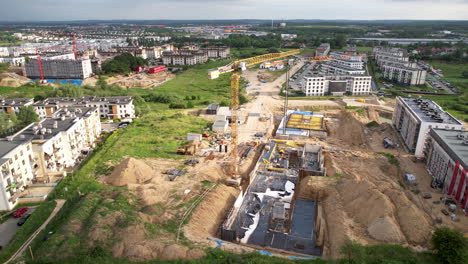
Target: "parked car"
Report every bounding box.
[17,214,30,226]
[12,207,28,218]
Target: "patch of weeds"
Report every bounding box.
[345,106,359,110]
[366,121,379,128]
[334,173,344,179]
[201,180,213,188]
[356,108,366,116]
[378,152,400,167]
[411,189,421,195]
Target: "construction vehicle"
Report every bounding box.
[209,49,301,186]
[383,137,395,149]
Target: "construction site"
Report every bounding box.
[10,49,466,263]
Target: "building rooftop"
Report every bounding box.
[34,96,133,106]
[10,107,97,142]
[0,98,33,107]
[0,140,22,158]
[322,61,366,72]
[431,129,468,169]
[400,97,462,125]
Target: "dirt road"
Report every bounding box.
[237,61,306,143]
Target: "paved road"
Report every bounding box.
[5,199,66,264]
[0,207,37,248]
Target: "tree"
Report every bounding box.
[0,62,8,74]
[17,106,39,126]
[333,34,347,49]
[432,227,467,264]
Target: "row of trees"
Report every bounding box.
[341,227,467,264]
[101,53,147,74]
[0,106,39,137]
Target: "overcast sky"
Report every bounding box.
[0,0,467,21]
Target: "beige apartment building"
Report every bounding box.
[0,140,35,210]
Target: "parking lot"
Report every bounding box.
[0,207,36,248]
[289,62,317,91]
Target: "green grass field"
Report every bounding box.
[429,61,468,93]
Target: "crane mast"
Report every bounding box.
[210,49,301,186]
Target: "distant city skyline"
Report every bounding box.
[1,0,468,21]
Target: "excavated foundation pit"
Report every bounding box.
[219,141,326,257]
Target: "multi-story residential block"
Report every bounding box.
[10,107,101,178]
[424,129,468,210]
[302,74,372,96]
[0,57,26,66]
[0,47,9,57]
[201,46,230,58]
[0,140,35,210]
[321,61,366,75]
[381,62,427,86]
[373,46,426,86]
[0,98,34,114]
[33,96,135,119]
[315,43,330,56]
[162,51,208,65]
[392,97,464,156]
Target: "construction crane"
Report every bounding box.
[209,49,300,186]
[44,32,79,60]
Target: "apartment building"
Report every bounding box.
[373,46,426,86]
[0,98,34,114]
[321,62,366,75]
[0,57,26,67]
[392,97,463,156]
[11,107,101,177]
[302,74,372,96]
[0,140,35,210]
[201,46,230,58]
[162,51,208,65]
[381,62,427,86]
[34,96,135,119]
[424,129,468,210]
[315,43,330,56]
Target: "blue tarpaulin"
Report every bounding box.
[30,79,83,86]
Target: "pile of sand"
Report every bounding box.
[333,110,367,146]
[336,180,395,226]
[106,158,155,187]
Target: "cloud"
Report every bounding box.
[0,0,467,21]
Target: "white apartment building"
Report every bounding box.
[321,62,366,75]
[302,75,372,96]
[0,140,35,210]
[10,107,101,178]
[34,96,135,119]
[0,98,34,114]
[392,97,463,156]
[201,46,230,58]
[381,62,427,86]
[0,47,9,57]
[424,129,468,210]
[315,43,330,57]
[0,57,26,67]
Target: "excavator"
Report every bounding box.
[208,49,301,186]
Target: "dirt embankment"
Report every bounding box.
[298,109,436,259]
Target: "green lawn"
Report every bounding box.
[429,61,468,93]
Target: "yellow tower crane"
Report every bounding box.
[208,49,301,186]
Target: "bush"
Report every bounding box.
[432,227,467,264]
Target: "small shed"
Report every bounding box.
[212,120,228,133]
[206,104,219,115]
[187,133,202,141]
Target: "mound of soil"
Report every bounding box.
[106,158,154,187]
